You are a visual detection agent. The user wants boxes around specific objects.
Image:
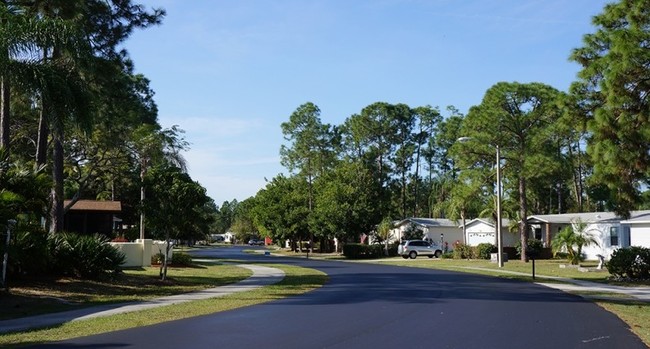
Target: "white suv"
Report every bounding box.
[398,240,443,259]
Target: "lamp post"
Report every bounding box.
[457,137,504,268]
[495,145,503,268]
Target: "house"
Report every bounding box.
[621,211,650,247]
[464,218,518,247]
[526,210,650,260]
[390,218,464,247]
[63,200,121,236]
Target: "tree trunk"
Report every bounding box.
[0,71,9,152]
[519,176,528,262]
[48,125,64,234]
[139,157,147,240]
[36,47,51,168]
[161,234,171,280]
[35,107,49,168]
[461,210,466,245]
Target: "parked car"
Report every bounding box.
[397,240,442,259]
[248,239,265,246]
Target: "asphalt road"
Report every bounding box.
[31,246,646,349]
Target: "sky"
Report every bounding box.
[124,0,611,207]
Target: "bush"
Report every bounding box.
[607,246,650,279]
[152,252,165,264]
[441,251,454,259]
[476,243,497,260]
[453,242,474,259]
[516,239,544,258]
[171,252,193,266]
[7,227,50,277]
[48,232,125,278]
[343,243,384,259]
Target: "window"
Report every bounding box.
[534,227,542,241]
[610,226,619,246]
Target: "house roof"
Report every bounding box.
[621,211,650,224]
[64,200,121,212]
[395,217,458,228]
[463,218,512,228]
[527,210,650,224]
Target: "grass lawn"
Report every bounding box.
[1,262,252,321]
[0,261,327,347]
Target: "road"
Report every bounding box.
[31,246,646,349]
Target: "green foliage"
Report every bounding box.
[151,252,165,265]
[440,251,454,259]
[452,242,474,259]
[551,220,599,264]
[375,217,394,256]
[171,252,192,266]
[342,243,385,259]
[6,226,49,277]
[516,239,544,259]
[144,165,210,243]
[252,175,310,245]
[476,243,497,260]
[402,223,423,241]
[607,247,650,280]
[48,232,125,278]
[458,81,562,260]
[570,0,650,218]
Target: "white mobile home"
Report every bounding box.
[464,218,518,247]
[390,218,463,247]
[526,211,650,260]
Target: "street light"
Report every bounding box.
[457,137,504,268]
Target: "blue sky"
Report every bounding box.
[124,0,610,207]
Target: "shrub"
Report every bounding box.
[607,246,650,279]
[453,242,474,259]
[441,251,454,259]
[476,243,497,260]
[171,252,193,266]
[151,252,165,264]
[343,243,383,259]
[7,227,50,277]
[48,232,125,278]
[516,239,544,258]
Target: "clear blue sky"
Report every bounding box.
[124,0,610,207]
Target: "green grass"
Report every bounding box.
[597,301,650,345]
[0,262,252,321]
[0,263,327,347]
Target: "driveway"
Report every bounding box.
[29,246,646,349]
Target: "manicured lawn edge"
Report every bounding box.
[0,264,327,348]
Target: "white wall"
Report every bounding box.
[577,223,619,260]
[630,223,650,247]
[110,239,173,267]
[466,221,495,246]
[422,226,463,247]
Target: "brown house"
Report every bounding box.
[63,200,122,236]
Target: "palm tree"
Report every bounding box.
[552,219,599,265]
[376,217,393,256]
